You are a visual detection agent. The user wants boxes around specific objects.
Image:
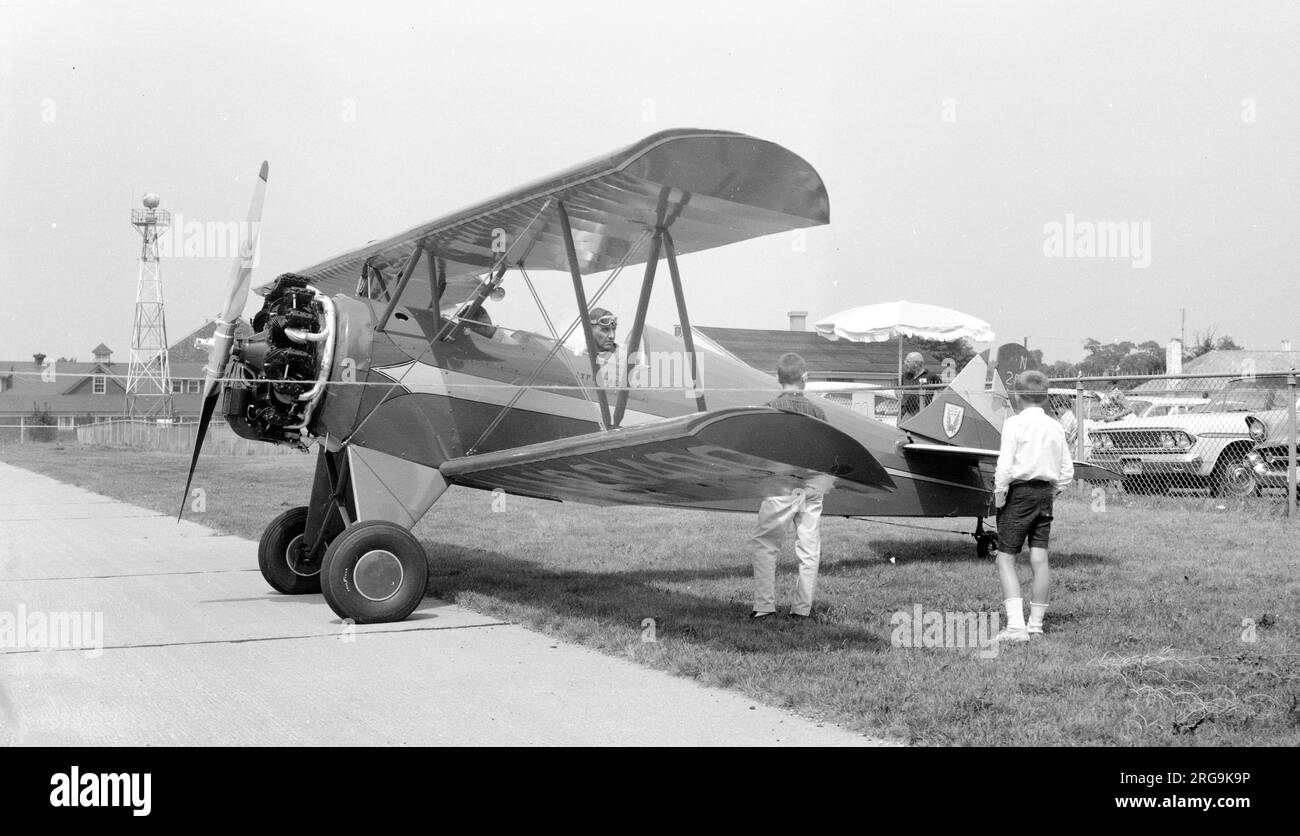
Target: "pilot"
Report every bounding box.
[462,306,498,340]
[585,307,621,388]
[589,307,618,357]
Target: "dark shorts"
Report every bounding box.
[996,480,1055,553]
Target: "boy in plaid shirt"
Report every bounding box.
[749,353,827,621]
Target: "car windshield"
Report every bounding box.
[1202,388,1274,412]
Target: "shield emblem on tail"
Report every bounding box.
[943,403,965,439]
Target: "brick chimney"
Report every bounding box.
[788,311,808,331]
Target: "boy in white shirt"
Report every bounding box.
[992,370,1075,642]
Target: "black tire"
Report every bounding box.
[258,506,322,594]
[320,521,429,624]
[976,532,999,560]
[1211,452,1260,498]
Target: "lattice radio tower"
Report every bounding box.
[125,193,174,419]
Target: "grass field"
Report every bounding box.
[3,442,1297,746]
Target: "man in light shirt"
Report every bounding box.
[992,370,1075,643]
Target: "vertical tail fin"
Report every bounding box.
[897,343,1039,447]
[983,343,1039,392]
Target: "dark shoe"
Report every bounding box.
[749,610,775,620]
[785,611,811,620]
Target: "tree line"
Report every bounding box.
[914,331,1245,386]
[1040,331,1243,383]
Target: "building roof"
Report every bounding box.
[0,321,248,419]
[1131,350,1300,395]
[695,326,938,379]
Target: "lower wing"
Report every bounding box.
[439,407,895,507]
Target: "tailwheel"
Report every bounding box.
[974,518,999,560]
[320,521,429,624]
[258,506,323,594]
[976,533,1000,560]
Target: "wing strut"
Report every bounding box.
[427,254,445,318]
[377,240,429,330]
[613,228,662,427]
[557,200,613,430]
[664,229,707,413]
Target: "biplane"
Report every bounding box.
[181,129,1113,624]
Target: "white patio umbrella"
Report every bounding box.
[813,300,996,382]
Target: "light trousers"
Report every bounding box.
[750,492,824,616]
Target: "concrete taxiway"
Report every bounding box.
[0,461,888,746]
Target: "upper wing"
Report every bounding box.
[273,129,828,308]
[903,443,1121,482]
[439,407,892,508]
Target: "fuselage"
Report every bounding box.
[280,295,994,518]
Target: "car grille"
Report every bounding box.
[1094,431,1176,450]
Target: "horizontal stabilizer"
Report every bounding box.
[903,443,1120,482]
[440,407,893,507]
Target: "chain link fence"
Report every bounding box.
[1054,372,1299,507]
[813,370,1299,511]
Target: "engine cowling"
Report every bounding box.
[225,273,335,446]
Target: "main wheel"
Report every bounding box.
[320,521,429,624]
[258,506,323,594]
[1211,452,1260,498]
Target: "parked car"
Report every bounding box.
[1087,376,1296,496]
[1243,384,1300,493]
[1124,395,1210,419]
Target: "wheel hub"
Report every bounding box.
[1225,463,1256,495]
[354,549,404,602]
[284,533,320,577]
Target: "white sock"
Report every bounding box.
[1004,597,1025,630]
[1028,602,1048,628]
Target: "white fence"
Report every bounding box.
[0,419,295,455]
[75,420,298,455]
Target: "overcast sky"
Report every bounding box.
[2,0,1296,365]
